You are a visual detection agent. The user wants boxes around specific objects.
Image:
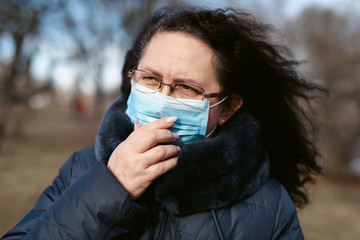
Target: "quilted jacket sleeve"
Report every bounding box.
[1,146,147,240]
[272,185,304,240]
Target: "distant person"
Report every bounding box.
[2,6,326,239]
[74,96,88,116]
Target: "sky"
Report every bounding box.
[286,0,359,15]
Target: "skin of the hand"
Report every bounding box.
[107,116,180,200]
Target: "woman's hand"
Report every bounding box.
[107,116,180,200]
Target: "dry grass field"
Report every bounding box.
[1,106,360,239]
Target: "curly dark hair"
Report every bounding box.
[121,6,326,208]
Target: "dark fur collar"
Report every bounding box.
[95,97,270,215]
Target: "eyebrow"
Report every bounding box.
[141,66,203,86]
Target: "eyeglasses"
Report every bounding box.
[128,69,225,100]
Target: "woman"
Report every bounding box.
[2,6,325,240]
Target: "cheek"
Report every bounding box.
[206,107,222,134]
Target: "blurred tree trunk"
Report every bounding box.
[0,31,25,147]
[0,1,51,148]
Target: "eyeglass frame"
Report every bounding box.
[128,68,226,100]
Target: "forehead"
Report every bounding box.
[138,32,220,90]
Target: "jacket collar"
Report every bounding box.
[95,96,270,215]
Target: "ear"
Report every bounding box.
[218,95,243,125]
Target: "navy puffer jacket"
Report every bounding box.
[2,97,304,239]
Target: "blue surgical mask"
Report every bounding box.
[125,81,227,145]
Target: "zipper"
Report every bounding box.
[211,209,225,240]
[157,210,169,240]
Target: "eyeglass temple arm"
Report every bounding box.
[203,92,226,99]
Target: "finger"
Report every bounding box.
[142,145,180,167]
[146,156,178,180]
[141,116,178,131]
[132,129,179,152]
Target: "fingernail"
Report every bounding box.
[173,133,180,139]
[165,116,177,123]
[177,146,181,151]
[134,120,140,129]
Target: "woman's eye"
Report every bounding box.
[177,84,202,95]
[136,72,160,88]
[143,75,157,80]
[140,75,160,85]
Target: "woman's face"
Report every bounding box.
[137,32,225,134]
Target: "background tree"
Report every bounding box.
[0,0,60,147]
[284,7,360,177]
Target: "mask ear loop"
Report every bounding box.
[206,96,229,138]
[206,125,217,138]
[209,96,229,108]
